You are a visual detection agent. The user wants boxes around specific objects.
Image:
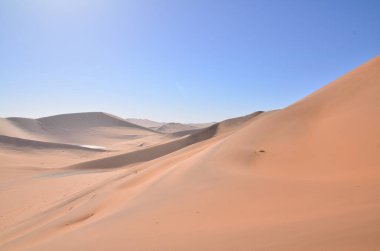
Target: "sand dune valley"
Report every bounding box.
[1,55,380,251]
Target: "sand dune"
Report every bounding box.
[0,118,41,141]
[1,56,380,251]
[0,112,160,149]
[125,118,165,129]
[68,111,263,170]
[126,118,214,133]
[168,127,204,137]
[36,112,153,132]
[155,122,202,133]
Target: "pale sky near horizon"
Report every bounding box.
[1,0,379,123]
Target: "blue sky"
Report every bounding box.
[1,0,379,122]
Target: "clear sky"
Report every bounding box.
[1,0,379,122]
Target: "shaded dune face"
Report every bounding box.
[1,56,380,251]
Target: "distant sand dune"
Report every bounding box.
[125,118,165,128]
[0,112,159,148]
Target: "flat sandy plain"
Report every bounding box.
[1,56,380,250]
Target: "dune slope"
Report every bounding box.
[1,56,380,251]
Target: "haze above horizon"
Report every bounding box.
[1,0,379,123]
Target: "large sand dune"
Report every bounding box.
[1,112,158,147]
[0,56,380,250]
